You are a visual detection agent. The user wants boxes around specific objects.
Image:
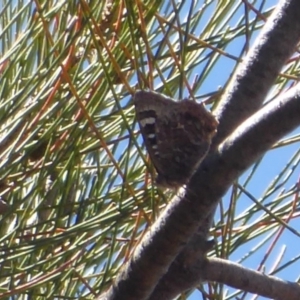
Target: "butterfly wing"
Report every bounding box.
[134,90,218,189]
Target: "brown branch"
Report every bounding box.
[203,257,300,300]
[148,81,300,299]
[98,0,300,298]
[212,0,300,148]
[98,80,300,300]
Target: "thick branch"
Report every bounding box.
[148,205,217,300]
[212,0,300,147]
[148,83,300,299]
[147,234,213,300]
[146,1,300,296]
[98,2,300,296]
[99,81,300,299]
[149,254,300,300]
[203,257,300,299]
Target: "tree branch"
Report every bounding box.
[148,82,300,299]
[160,0,300,293]
[212,0,300,148]
[147,229,214,300]
[203,257,300,299]
[99,80,300,299]
[98,1,300,298]
[156,0,300,293]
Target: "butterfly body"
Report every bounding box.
[134,90,218,189]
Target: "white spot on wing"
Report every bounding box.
[147,133,156,139]
[140,117,156,127]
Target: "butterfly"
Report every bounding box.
[134,90,218,189]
